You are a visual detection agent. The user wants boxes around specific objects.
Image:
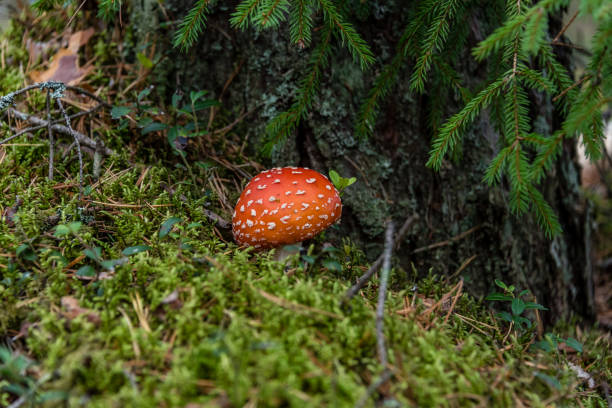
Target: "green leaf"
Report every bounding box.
[16,244,37,261]
[534,372,561,390]
[111,106,132,119]
[511,297,526,316]
[301,255,316,265]
[54,224,70,237]
[497,311,513,322]
[159,217,182,238]
[137,87,152,102]
[84,247,102,262]
[563,337,583,352]
[322,259,342,273]
[485,293,513,302]
[122,245,152,256]
[329,170,340,186]
[524,302,548,310]
[141,122,168,135]
[76,265,96,278]
[100,258,128,270]
[68,222,82,234]
[190,90,208,102]
[494,279,508,290]
[172,92,181,108]
[192,100,220,111]
[137,52,153,69]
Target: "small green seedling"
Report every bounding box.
[485,279,548,330]
[328,170,356,194]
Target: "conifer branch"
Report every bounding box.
[410,0,460,93]
[174,0,212,50]
[426,77,506,170]
[317,0,374,69]
[289,0,313,47]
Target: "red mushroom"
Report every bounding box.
[232,167,342,248]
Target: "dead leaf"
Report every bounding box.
[61,296,101,325]
[68,28,95,53]
[30,28,95,85]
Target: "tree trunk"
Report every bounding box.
[129,0,594,323]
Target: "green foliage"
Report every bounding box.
[174,0,214,50]
[0,132,609,405]
[486,280,583,354]
[111,88,219,157]
[328,169,356,193]
[486,279,548,331]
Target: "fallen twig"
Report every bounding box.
[3,107,112,155]
[55,97,83,198]
[355,369,393,408]
[376,221,394,367]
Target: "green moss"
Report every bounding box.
[0,140,609,406]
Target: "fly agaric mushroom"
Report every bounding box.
[232,167,342,249]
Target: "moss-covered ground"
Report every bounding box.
[1,10,611,408]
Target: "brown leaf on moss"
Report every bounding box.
[29,28,95,85]
[61,296,101,325]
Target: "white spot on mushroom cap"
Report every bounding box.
[267,222,276,230]
[240,205,245,212]
[301,203,309,210]
[326,185,331,190]
[263,209,269,215]
[251,209,256,216]
[269,196,277,202]
[247,200,253,207]
[273,179,281,184]
[306,178,316,183]
[246,189,252,196]
[292,181,298,185]
[281,203,287,209]
[319,215,328,220]
[303,223,312,229]
[255,199,263,204]
[317,194,324,199]
[296,190,306,195]
[285,191,291,195]
[292,171,302,174]
[246,219,254,227]
[280,216,290,224]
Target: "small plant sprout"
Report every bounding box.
[328,170,356,195]
[485,279,548,332]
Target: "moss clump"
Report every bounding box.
[0,139,610,407]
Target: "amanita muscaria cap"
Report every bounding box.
[232,167,342,248]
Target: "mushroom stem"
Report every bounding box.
[273,244,302,263]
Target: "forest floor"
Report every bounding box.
[0,7,611,408]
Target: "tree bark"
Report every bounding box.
[130,0,594,322]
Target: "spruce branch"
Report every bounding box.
[531,132,563,183]
[484,145,512,185]
[174,0,213,50]
[317,0,374,69]
[528,184,562,237]
[289,0,314,47]
[254,0,290,29]
[231,0,263,29]
[262,25,333,154]
[426,77,507,170]
[410,0,461,93]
